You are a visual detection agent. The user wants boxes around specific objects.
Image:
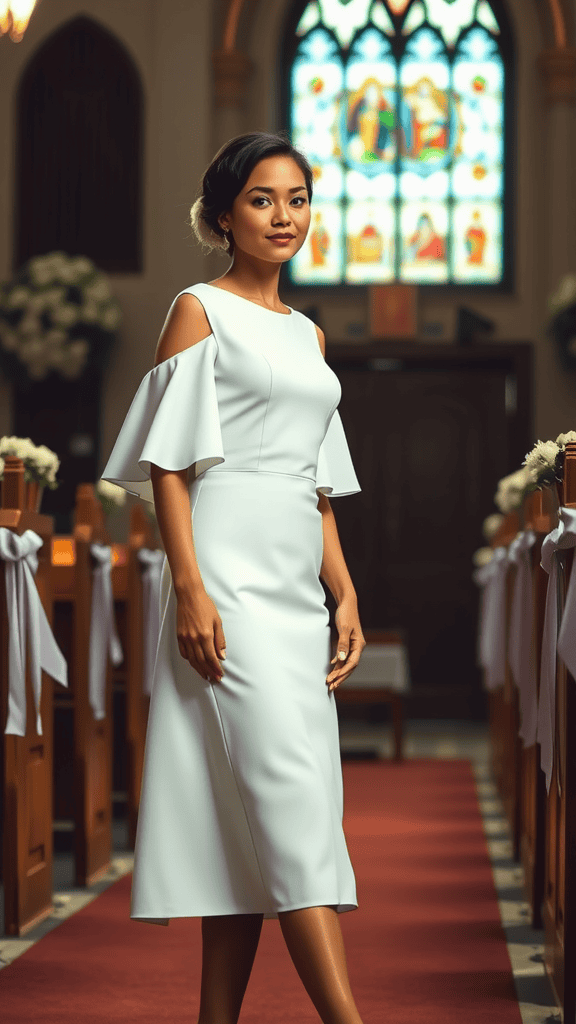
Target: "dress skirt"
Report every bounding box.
[130,468,358,923]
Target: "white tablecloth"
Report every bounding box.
[340,642,411,693]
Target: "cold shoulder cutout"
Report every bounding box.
[100,332,224,504]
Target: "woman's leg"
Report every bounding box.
[197,912,264,1024]
[278,905,364,1024]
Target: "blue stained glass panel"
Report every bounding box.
[287,1,508,286]
[451,28,504,203]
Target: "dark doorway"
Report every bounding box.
[325,341,532,721]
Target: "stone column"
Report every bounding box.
[211,47,254,152]
[206,46,254,276]
[537,47,576,293]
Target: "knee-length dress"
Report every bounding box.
[100,282,361,924]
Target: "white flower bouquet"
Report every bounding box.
[482,512,504,542]
[96,479,127,517]
[0,435,60,489]
[522,439,562,490]
[494,465,538,514]
[473,546,494,568]
[0,252,122,388]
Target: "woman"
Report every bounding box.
[101,130,366,1024]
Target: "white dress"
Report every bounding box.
[100,282,362,924]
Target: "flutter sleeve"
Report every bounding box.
[316,408,361,498]
[99,334,224,505]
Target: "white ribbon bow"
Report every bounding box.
[507,530,537,747]
[88,544,123,720]
[538,508,576,794]
[473,546,509,691]
[136,547,164,695]
[0,527,68,736]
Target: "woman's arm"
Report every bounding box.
[314,324,365,690]
[149,294,226,683]
[317,492,357,605]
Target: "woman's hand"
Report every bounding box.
[326,596,366,692]
[176,587,227,682]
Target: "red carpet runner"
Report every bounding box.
[0,759,522,1023]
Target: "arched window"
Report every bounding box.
[15,16,144,274]
[283,0,513,288]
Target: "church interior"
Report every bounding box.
[1,0,576,1021]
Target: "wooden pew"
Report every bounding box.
[0,457,62,935]
[110,504,162,848]
[542,443,576,1018]
[518,487,553,928]
[51,484,117,886]
[488,511,520,854]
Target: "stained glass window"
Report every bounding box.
[285,0,511,287]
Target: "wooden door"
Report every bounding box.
[327,342,532,720]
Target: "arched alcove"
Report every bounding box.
[14,15,144,274]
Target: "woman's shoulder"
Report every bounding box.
[154,286,214,366]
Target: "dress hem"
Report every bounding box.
[131,900,359,925]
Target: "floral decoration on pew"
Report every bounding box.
[0,251,122,388]
[482,513,504,541]
[472,546,494,567]
[494,465,537,514]
[96,479,127,518]
[0,435,60,490]
[521,434,576,491]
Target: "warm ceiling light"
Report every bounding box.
[387,0,410,13]
[0,0,39,43]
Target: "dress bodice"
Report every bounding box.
[100,282,361,505]
[180,284,341,481]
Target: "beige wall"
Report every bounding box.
[0,0,575,511]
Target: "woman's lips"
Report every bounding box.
[268,236,295,245]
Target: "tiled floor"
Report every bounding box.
[0,719,563,1023]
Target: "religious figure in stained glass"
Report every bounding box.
[406,212,446,262]
[401,77,449,162]
[465,210,487,265]
[310,212,331,265]
[287,0,509,286]
[347,79,396,164]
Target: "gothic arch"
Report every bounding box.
[15,15,144,273]
[221,0,571,51]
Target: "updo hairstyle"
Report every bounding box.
[190,130,314,258]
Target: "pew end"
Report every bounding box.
[334,628,409,762]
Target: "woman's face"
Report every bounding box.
[219,155,311,264]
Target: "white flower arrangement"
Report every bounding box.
[473,546,494,568]
[482,512,504,542]
[0,435,60,488]
[494,465,538,514]
[556,430,576,448]
[0,252,122,385]
[522,439,562,490]
[96,479,127,517]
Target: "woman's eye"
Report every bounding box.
[252,196,307,207]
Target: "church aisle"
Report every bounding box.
[0,723,559,1023]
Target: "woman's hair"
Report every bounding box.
[190,130,314,258]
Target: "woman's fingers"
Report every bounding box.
[326,653,360,690]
